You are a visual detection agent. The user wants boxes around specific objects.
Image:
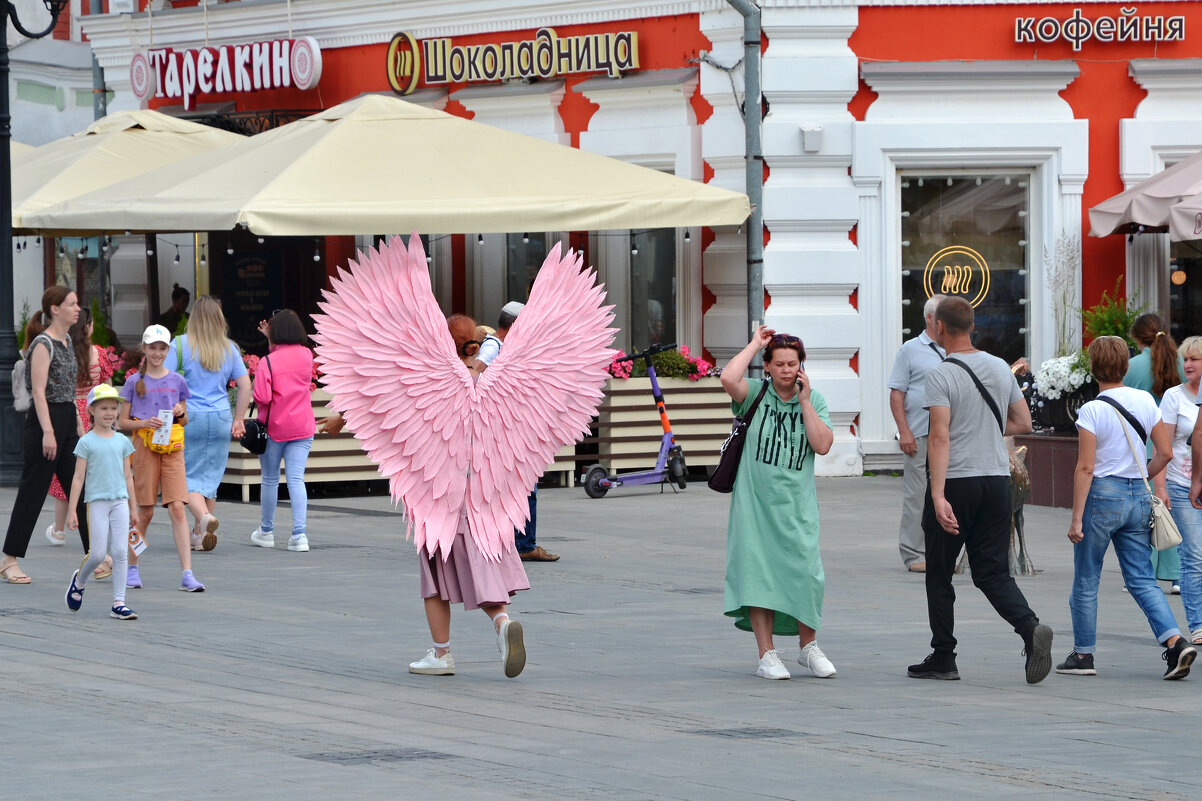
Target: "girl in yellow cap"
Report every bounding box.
[65,384,139,620]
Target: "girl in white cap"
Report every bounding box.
[65,384,139,619]
[118,324,202,592]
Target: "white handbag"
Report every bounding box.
[1110,404,1183,551]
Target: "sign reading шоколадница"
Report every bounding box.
[129,37,322,110]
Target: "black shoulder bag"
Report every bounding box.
[943,357,1005,434]
[708,380,771,493]
[1094,394,1148,443]
[239,356,272,454]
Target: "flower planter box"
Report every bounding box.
[221,389,578,501]
[597,376,732,474]
[1013,431,1079,509]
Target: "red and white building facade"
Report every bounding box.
[73,0,1202,474]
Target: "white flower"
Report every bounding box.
[1034,355,1092,400]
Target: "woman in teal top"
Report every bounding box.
[720,326,836,681]
[1123,313,1185,587]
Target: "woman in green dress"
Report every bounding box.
[720,326,835,680]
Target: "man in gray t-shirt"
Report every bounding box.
[907,297,1052,685]
[888,294,946,572]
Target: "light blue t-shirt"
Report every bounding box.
[168,336,247,414]
[74,430,135,502]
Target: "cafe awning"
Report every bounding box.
[23,94,750,235]
[1088,148,1202,240]
[13,109,244,233]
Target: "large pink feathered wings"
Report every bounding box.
[312,234,617,562]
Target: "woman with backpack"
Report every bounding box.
[1,287,86,583]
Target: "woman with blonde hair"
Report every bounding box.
[1154,335,1202,645]
[167,296,251,560]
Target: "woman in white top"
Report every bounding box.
[1060,336,1195,680]
[1154,335,1202,646]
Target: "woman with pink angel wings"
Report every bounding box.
[313,234,616,679]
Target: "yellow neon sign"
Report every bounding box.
[922,245,991,308]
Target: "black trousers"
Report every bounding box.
[922,475,1038,654]
[3,403,89,558]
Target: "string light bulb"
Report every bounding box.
[477,233,484,245]
[522,233,530,244]
[58,242,65,257]
[199,244,207,268]
[227,243,234,255]
[313,241,321,262]
[173,244,180,266]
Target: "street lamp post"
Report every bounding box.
[1,1,70,484]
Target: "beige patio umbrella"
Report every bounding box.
[1169,193,1202,241]
[13,109,244,232]
[11,141,33,158]
[24,94,750,235]
[1088,149,1202,238]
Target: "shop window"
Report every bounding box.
[629,228,676,353]
[505,233,549,305]
[900,173,1030,364]
[1168,243,1202,343]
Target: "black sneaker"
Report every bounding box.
[907,652,959,680]
[1021,623,1053,684]
[1055,651,1096,676]
[1163,639,1198,680]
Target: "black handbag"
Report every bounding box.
[239,357,271,455]
[708,380,771,493]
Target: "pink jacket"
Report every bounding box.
[253,344,316,442]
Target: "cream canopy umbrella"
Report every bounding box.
[24,94,750,235]
[13,109,244,232]
[1169,193,1202,241]
[10,141,33,158]
[1088,149,1202,238]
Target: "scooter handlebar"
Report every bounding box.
[615,343,678,364]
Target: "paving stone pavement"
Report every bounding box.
[1,476,1200,799]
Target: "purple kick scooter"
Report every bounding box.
[582,343,688,498]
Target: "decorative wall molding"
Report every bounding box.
[82,0,716,69]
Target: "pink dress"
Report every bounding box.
[417,505,530,611]
[49,346,113,501]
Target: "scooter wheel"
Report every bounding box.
[669,455,687,490]
[583,464,610,499]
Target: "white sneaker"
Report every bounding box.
[287,534,309,552]
[250,528,275,548]
[757,649,791,680]
[497,618,526,678]
[408,648,454,676]
[799,641,837,678]
[45,524,65,546]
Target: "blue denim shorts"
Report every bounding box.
[184,410,233,498]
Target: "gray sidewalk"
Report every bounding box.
[1,477,1198,799]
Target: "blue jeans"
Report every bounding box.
[258,436,312,537]
[1167,482,1202,633]
[514,487,537,552]
[1070,476,1181,653]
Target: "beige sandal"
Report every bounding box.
[0,564,31,584]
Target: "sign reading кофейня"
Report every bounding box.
[386,28,639,95]
[130,37,323,111]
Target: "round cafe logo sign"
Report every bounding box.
[922,245,991,307]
